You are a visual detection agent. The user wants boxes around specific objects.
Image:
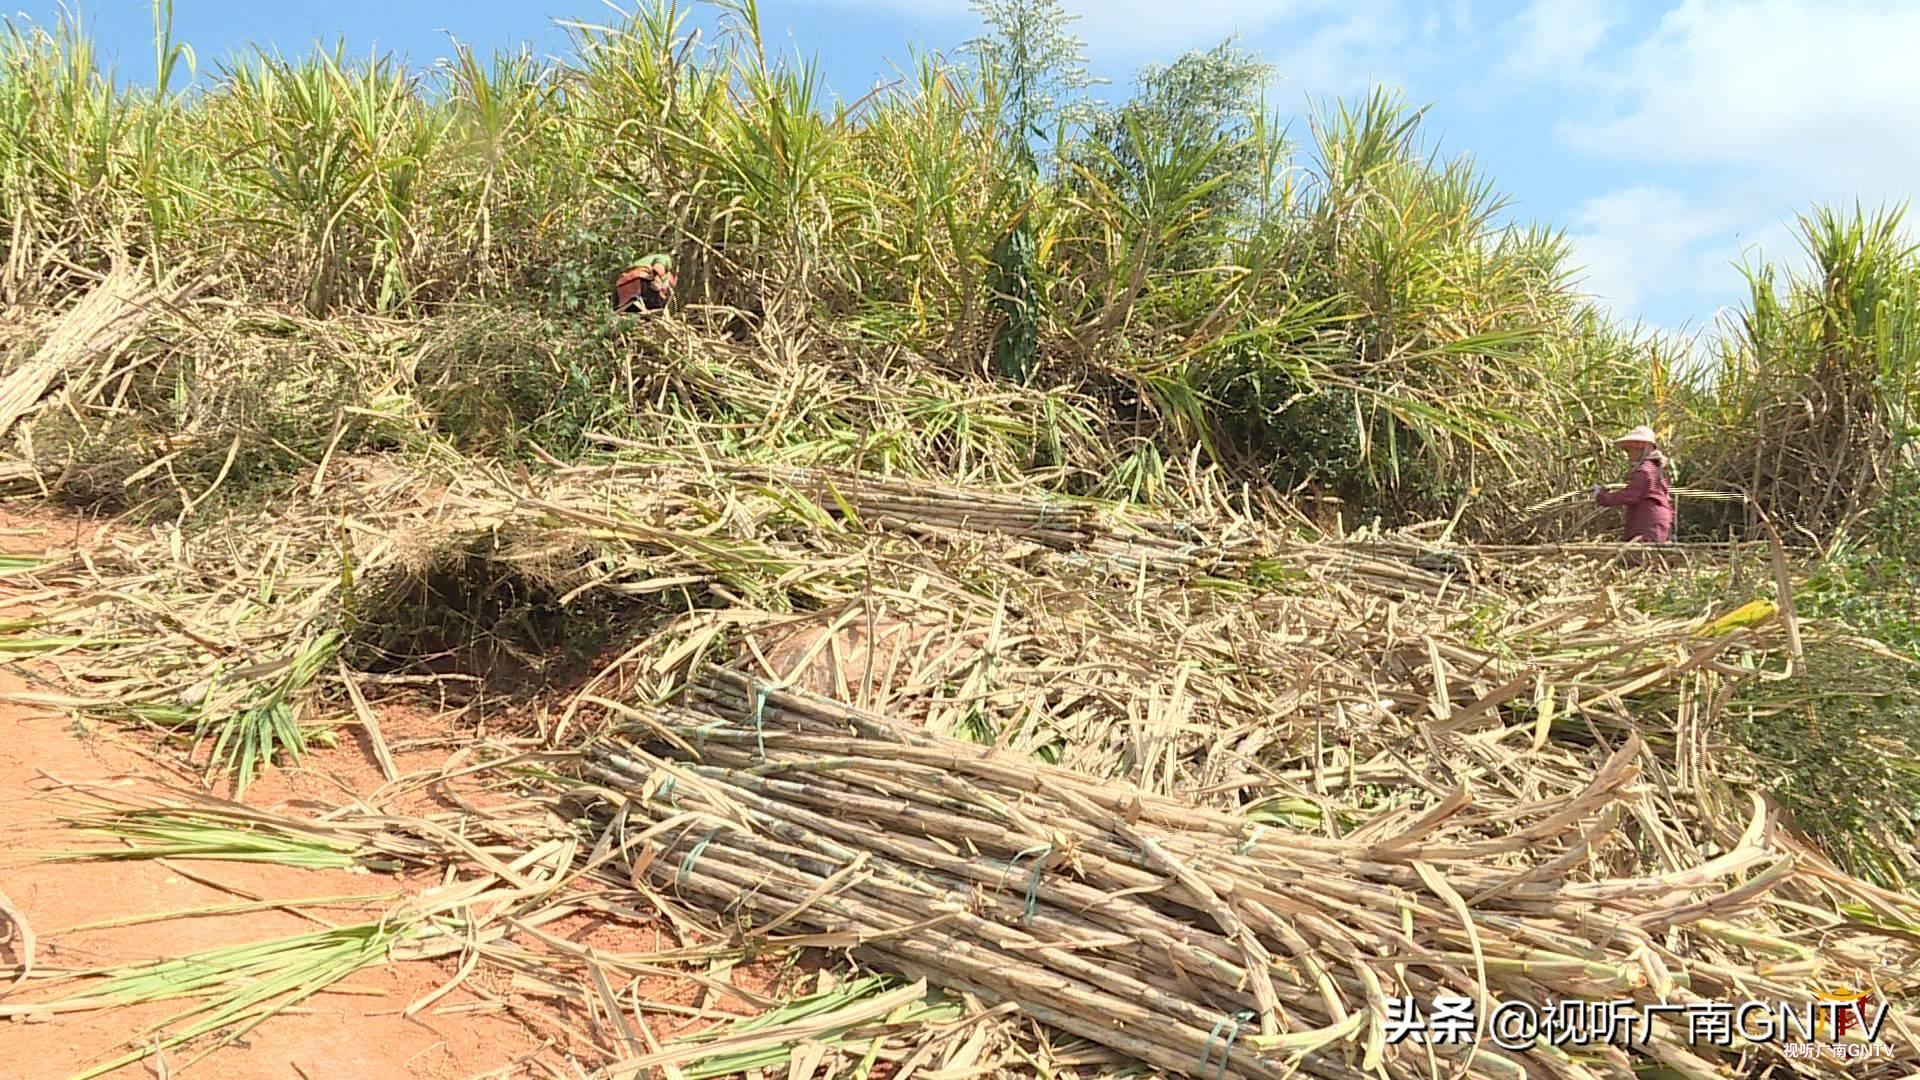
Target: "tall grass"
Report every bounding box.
[3,2,1914,539]
[0,1,1671,524]
[1685,204,1920,542]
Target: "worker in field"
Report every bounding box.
[1592,425,1673,543]
[613,254,675,312]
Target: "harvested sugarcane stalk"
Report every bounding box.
[557,665,1917,1080]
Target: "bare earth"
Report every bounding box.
[0,508,551,1079]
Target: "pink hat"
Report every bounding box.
[1613,425,1658,446]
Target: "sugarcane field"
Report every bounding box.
[2,2,1919,1078]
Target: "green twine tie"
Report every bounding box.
[1198,1008,1257,1080]
[1236,824,1267,856]
[998,844,1053,926]
[1022,857,1048,926]
[694,718,725,754]
[677,826,722,890]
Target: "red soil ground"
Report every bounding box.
[0,505,790,1079]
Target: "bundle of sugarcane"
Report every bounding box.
[746,463,1283,579]
[713,462,1109,552]
[556,458,1246,568]
[544,459,1517,590]
[569,668,1918,1080]
[718,465,1467,590]
[551,457,1734,597]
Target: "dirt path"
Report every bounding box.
[0,511,550,1080]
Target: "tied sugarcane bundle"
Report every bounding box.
[553,459,1474,587]
[569,668,1918,1080]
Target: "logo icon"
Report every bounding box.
[1784,985,1894,1062]
[1813,986,1875,1041]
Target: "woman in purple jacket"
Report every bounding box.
[1592,425,1673,543]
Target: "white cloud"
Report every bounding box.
[1532,0,1920,327]
[1266,0,1415,101]
[1564,185,1755,320]
[1560,0,1920,191]
[1503,0,1620,80]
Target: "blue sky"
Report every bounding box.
[11,0,1919,338]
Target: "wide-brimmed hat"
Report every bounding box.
[1613,425,1658,446]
